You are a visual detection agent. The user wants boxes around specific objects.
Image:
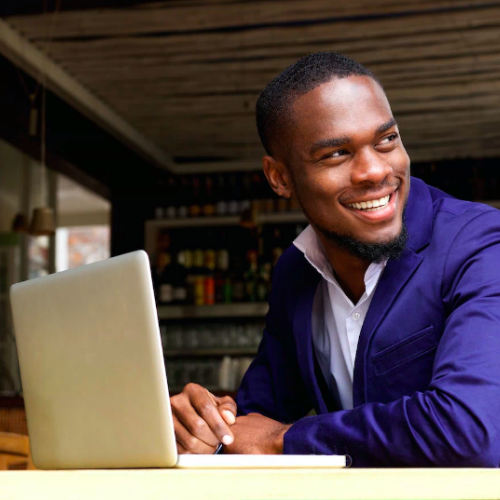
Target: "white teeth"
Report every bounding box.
[346,194,390,211]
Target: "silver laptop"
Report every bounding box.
[10,250,346,469]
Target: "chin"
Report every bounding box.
[315,215,409,263]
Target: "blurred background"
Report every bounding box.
[1,0,499,439]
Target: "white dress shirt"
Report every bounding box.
[293,225,387,410]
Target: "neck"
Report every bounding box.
[316,232,370,304]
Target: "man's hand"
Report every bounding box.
[170,383,237,454]
[223,413,293,454]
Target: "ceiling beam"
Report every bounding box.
[0,18,175,172]
[175,160,263,174]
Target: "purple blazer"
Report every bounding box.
[236,177,500,467]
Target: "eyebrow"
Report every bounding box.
[376,117,398,134]
[309,117,398,156]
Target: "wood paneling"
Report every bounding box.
[7,0,488,39]
[5,0,500,170]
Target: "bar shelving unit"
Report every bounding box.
[144,212,306,259]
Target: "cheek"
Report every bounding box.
[294,170,347,222]
[295,174,335,208]
[303,170,346,206]
[394,144,411,173]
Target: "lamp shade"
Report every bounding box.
[29,207,56,236]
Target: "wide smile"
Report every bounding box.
[341,188,399,223]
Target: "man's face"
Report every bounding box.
[283,76,410,247]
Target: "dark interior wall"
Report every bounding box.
[412,160,500,201]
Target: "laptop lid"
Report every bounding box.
[10,250,178,469]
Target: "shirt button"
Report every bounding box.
[352,313,361,321]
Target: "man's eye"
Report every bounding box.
[330,149,348,158]
[379,133,399,145]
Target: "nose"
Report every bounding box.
[350,148,393,186]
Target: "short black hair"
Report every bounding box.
[256,52,381,156]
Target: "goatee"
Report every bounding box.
[313,209,409,263]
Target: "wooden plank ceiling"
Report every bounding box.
[4,0,500,172]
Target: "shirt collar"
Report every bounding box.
[293,224,387,294]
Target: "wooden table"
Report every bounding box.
[1,468,500,500]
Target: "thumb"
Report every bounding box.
[214,395,237,425]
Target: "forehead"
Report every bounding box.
[289,76,393,145]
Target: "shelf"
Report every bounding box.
[257,212,306,224]
[157,302,269,319]
[146,212,306,230]
[146,215,240,229]
[164,348,257,357]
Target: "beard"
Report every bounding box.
[311,207,409,264]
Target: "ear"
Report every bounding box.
[262,156,293,199]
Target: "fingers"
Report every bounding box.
[171,391,220,448]
[170,383,237,454]
[214,395,237,425]
[189,388,235,445]
[173,415,217,454]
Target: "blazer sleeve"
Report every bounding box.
[236,254,313,423]
[284,209,500,467]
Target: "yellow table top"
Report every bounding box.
[1,468,500,500]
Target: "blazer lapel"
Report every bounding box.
[292,268,330,414]
[352,249,423,407]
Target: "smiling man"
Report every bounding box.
[170,52,500,467]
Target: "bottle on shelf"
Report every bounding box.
[170,250,188,305]
[256,262,271,302]
[240,173,252,214]
[178,175,190,218]
[228,174,239,215]
[157,251,173,305]
[183,245,194,304]
[215,231,231,304]
[154,207,165,220]
[189,177,202,217]
[216,174,228,216]
[192,233,205,306]
[231,254,245,303]
[203,176,216,217]
[166,206,177,219]
[204,245,216,305]
[155,231,173,304]
[244,249,258,302]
